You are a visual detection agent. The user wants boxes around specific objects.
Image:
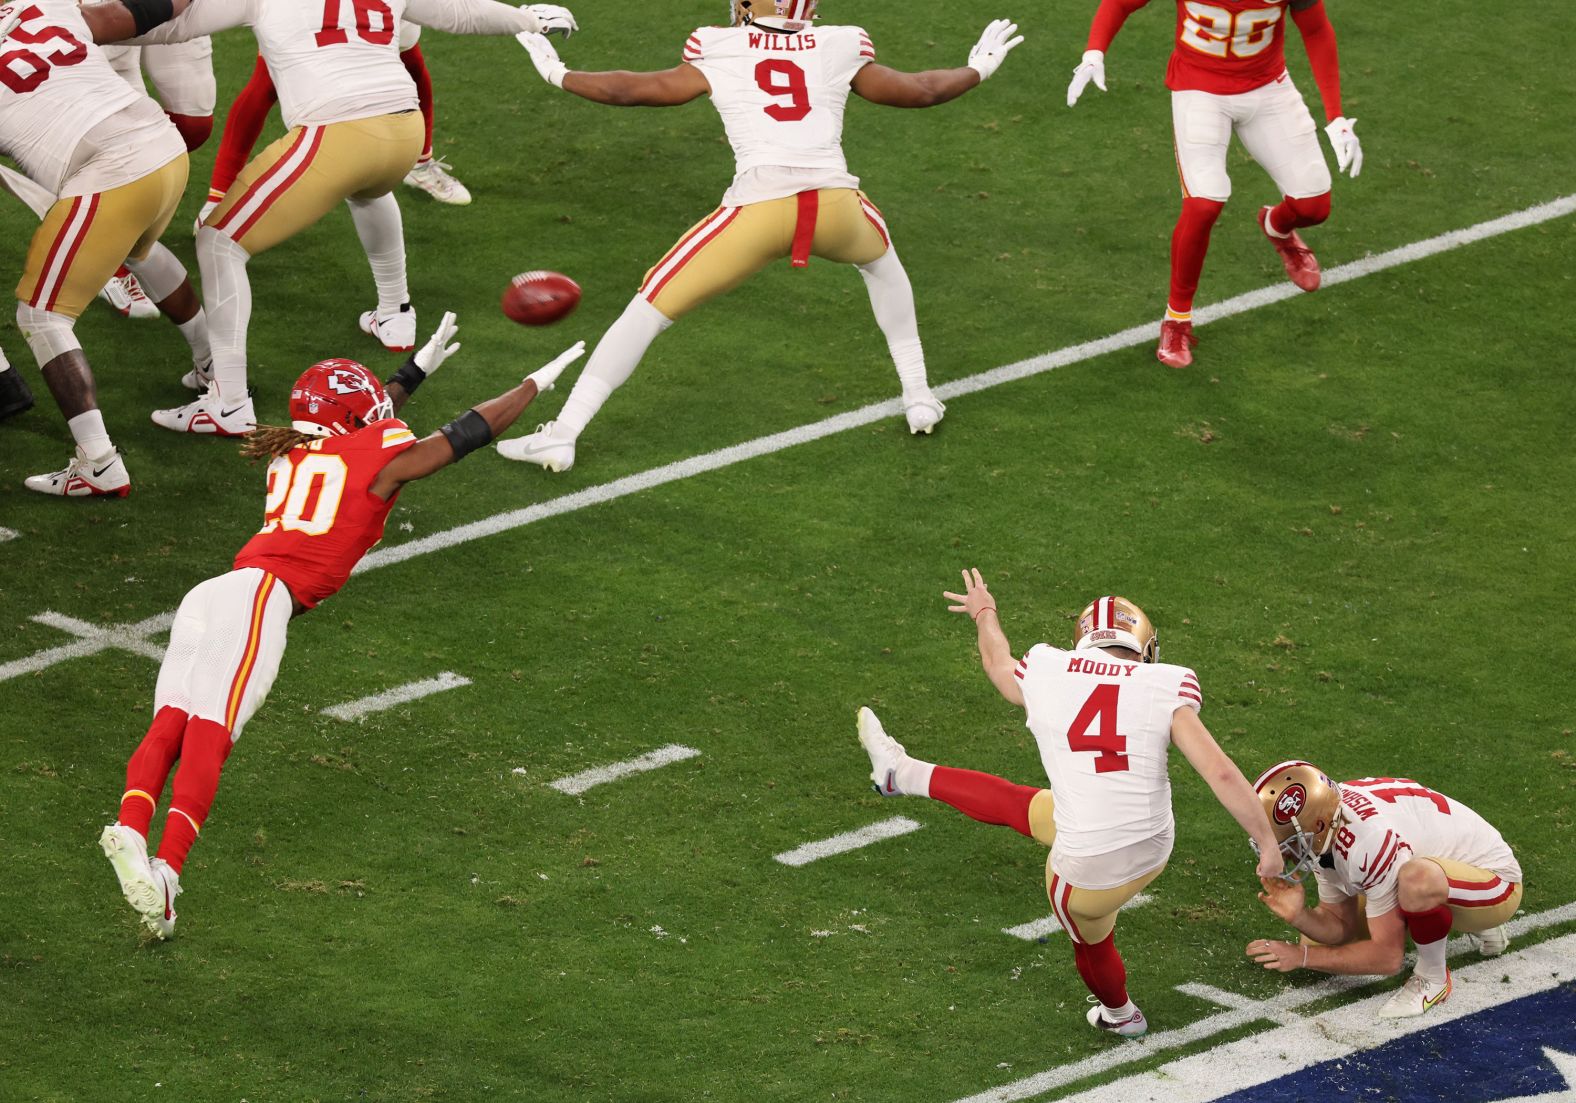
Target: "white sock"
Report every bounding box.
[196,226,252,402]
[555,296,672,439]
[1264,207,1290,238]
[858,250,931,402]
[1413,939,1448,984]
[67,409,113,461]
[347,194,408,314]
[1103,999,1138,1019]
[177,309,211,366]
[896,756,936,798]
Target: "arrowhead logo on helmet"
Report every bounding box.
[289,359,394,437]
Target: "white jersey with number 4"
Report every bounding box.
[685,24,875,206]
[134,0,532,129]
[1314,778,1521,918]
[1016,644,1203,888]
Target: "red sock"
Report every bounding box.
[401,44,435,160]
[1167,197,1226,317]
[119,706,188,837]
[1073,932,1130,1008]
[154,717,234,874]
[1402,904,1454,945]
[208,55,278,198]
[928,767,1039,838]
[1266,191,1331,235]
[167,112,214,152]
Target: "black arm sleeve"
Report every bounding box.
[121,0,176,35]
[438,409,493,460]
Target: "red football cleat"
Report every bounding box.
[1157,319,1196,369]
[1259,207,1321,292]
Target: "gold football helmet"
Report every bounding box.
[730,0,819,28]
[1252,760,1343,879]
[1073,596,1159,663]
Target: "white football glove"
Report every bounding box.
[1324,116,1363,178]
[526,341,586,393]
[967,19,1024,82]
[518,31,568,88]
[414,311,461,376]
[1066,49,1107,107]
[521,4,576,38]
[0,5,24,47]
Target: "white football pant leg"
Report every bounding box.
[157,569,291,738]
[1234,77,1332,200]
[554,296,673,440]
[346,193,409,315]
[857,249,930,402]
[1170,90,1235,202]
[195,226,253,402]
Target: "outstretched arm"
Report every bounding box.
[1170,707,1284,879]
[519,34,710,106]
[1067,0,1150,106]
[1248,896,1406,976]
[2,0,197,45]
[943,569,1025,707]
[854,18,1022,108]
[405,0,576,38]
[1290,0,1343,121]
[371,342,585,499]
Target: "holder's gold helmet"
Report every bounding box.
[1073,596,1159,663]
[1252,760,1343,879]
[730,0,819,28]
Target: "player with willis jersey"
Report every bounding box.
[1065,0,1362,369]
[858,577,1283,1038]
[499,0,1023,472]
[1248,761,1522,1019]
[96,316,585,939]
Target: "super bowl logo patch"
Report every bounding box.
[1273,783,1307,825]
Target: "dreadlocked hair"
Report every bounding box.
[240,424,320,462]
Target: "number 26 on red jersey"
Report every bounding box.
[1180,2,1283,60]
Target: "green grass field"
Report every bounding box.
[2,3,1574,1100]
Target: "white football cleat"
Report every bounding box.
[359,304,417,353]
[496,421,576,471]
[857,707,909,797]
[151,386,256,437]
[99,268,159,320]
[181,358,214,392]
[1377,971,1452,1019]
[904,391,946,435]
[24,446,130,498]
[145,857,181,940]
[1086,1001,1148,1038]
[100,823,161,919]
[403,157,473,206]
[1468,926,1509,956]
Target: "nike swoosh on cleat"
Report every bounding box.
[883,769,898,795]
[91,464,115,478]
[219,406,247,419]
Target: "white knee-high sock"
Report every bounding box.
[195,225,252,402]
[858,250,931,401]
[555,296,673,439]
[0,164,54,220]
[347,194,408,314]
[123,243,211,366]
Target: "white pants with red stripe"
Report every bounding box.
[1171,74,1331,203]
[155,568,292,739]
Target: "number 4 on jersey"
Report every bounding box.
[1066,683,1130,774]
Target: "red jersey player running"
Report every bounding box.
[97,316,584,939]
[1065,0,1362,369]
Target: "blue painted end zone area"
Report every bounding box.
[1219,983,1576,1103]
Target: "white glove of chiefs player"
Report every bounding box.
[1066,49,1107,106]
[519,32,568,88]
[520,4,577,38]
[1324,116,1363,178]
[967,19,1024,82]
[526,341,586,394]
[414,312,462,376]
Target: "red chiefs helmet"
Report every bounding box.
[289,359,393,437]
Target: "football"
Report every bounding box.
[501,270,581,326]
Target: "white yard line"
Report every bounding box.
[774,815,924,867]
[0,610,174,682]
[951,898,1576,1103]
[320,671,472,722]
[3,194,1573,685]
[547,743,702,795]
[1003,895,1152,942]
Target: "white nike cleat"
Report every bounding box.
[145,857,181,940]
[151,386,256,437]
[403,157,473,206]
[99,268,159,320]
[1468,927,1510,956]
[100,823,161,920]
[181,358,214,392]
[1086,1001,1148,1038]
[496,421,576,471]
[24,446,130,498]
[857,707,909,797]
[1377,971,1452,1019]
[904,392,946,435]
[359,304,417,353]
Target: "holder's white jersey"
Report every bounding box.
[1017,645,1202,881]
[1314,778,1522,917]
[685,23,874,204]
[0,1,182,196]
[134,0,532,128]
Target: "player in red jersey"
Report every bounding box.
[96,314,585,938]
[1065,0,1363,368]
